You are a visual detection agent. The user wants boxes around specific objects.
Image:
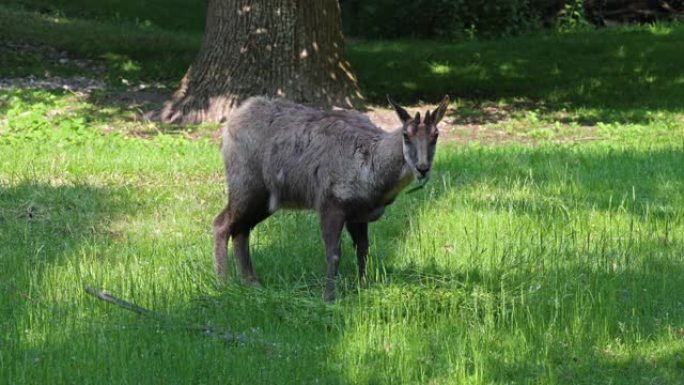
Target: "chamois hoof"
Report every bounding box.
[214,274,229,287]
[243,278,263,289]
[323,290,335,302]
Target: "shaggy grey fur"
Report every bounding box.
[224,97,412,215]
[213,95,449,300]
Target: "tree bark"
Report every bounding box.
[154,0,363,124]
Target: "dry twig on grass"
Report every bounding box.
[84,286,272,348]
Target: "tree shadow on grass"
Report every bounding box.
[363,245,684,384]
[0,181,136,315]
[483,251,684,384]
[438,143,684,218]
[0,182,150,382]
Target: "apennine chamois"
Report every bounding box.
[213,95,450,300]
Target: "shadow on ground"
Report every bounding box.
[438,143,684,217]
[0,182,136,314]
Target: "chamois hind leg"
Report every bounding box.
[212,205,231,282]
[346,222,369,284]
[229,193,271,286]
[320,207,346,301]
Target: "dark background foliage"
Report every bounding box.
[6,0,683,39]
[340,0,684,39]
[340,0,549,39]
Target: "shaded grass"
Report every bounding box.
[3,0,207,33]
[349,25,684,123]
[0,6,200,84]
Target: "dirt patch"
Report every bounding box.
[0,75,106,92]
[89,87,171,111]
[365,103,603,146]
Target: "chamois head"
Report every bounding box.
[388,95,450,183]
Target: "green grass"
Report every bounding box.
[2,2,684,384]
[2,90,683,384]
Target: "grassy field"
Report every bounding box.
[2,2,684,384]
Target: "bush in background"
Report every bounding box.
[340,0,684,39]
[340,0,564,39]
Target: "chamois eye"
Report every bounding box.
[403,133,410,142]
[430,132,439,144]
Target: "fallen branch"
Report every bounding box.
[84,286,160,319]
[84,286,271,347]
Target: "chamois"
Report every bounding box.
[213,95,450,300]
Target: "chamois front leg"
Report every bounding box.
[346,222,369,285]
[232,230,262,287]
[320,207,346,301]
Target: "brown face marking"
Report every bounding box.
[413,122,434,141]
[405,121,418,136]
[415,123,426,138]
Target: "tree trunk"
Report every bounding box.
[154,0,363,124]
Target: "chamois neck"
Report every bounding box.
[373,129,410,185]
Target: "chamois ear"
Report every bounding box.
[431,95,450,125]
[387,95,411,124]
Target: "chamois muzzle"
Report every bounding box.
[416,164,430,179]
